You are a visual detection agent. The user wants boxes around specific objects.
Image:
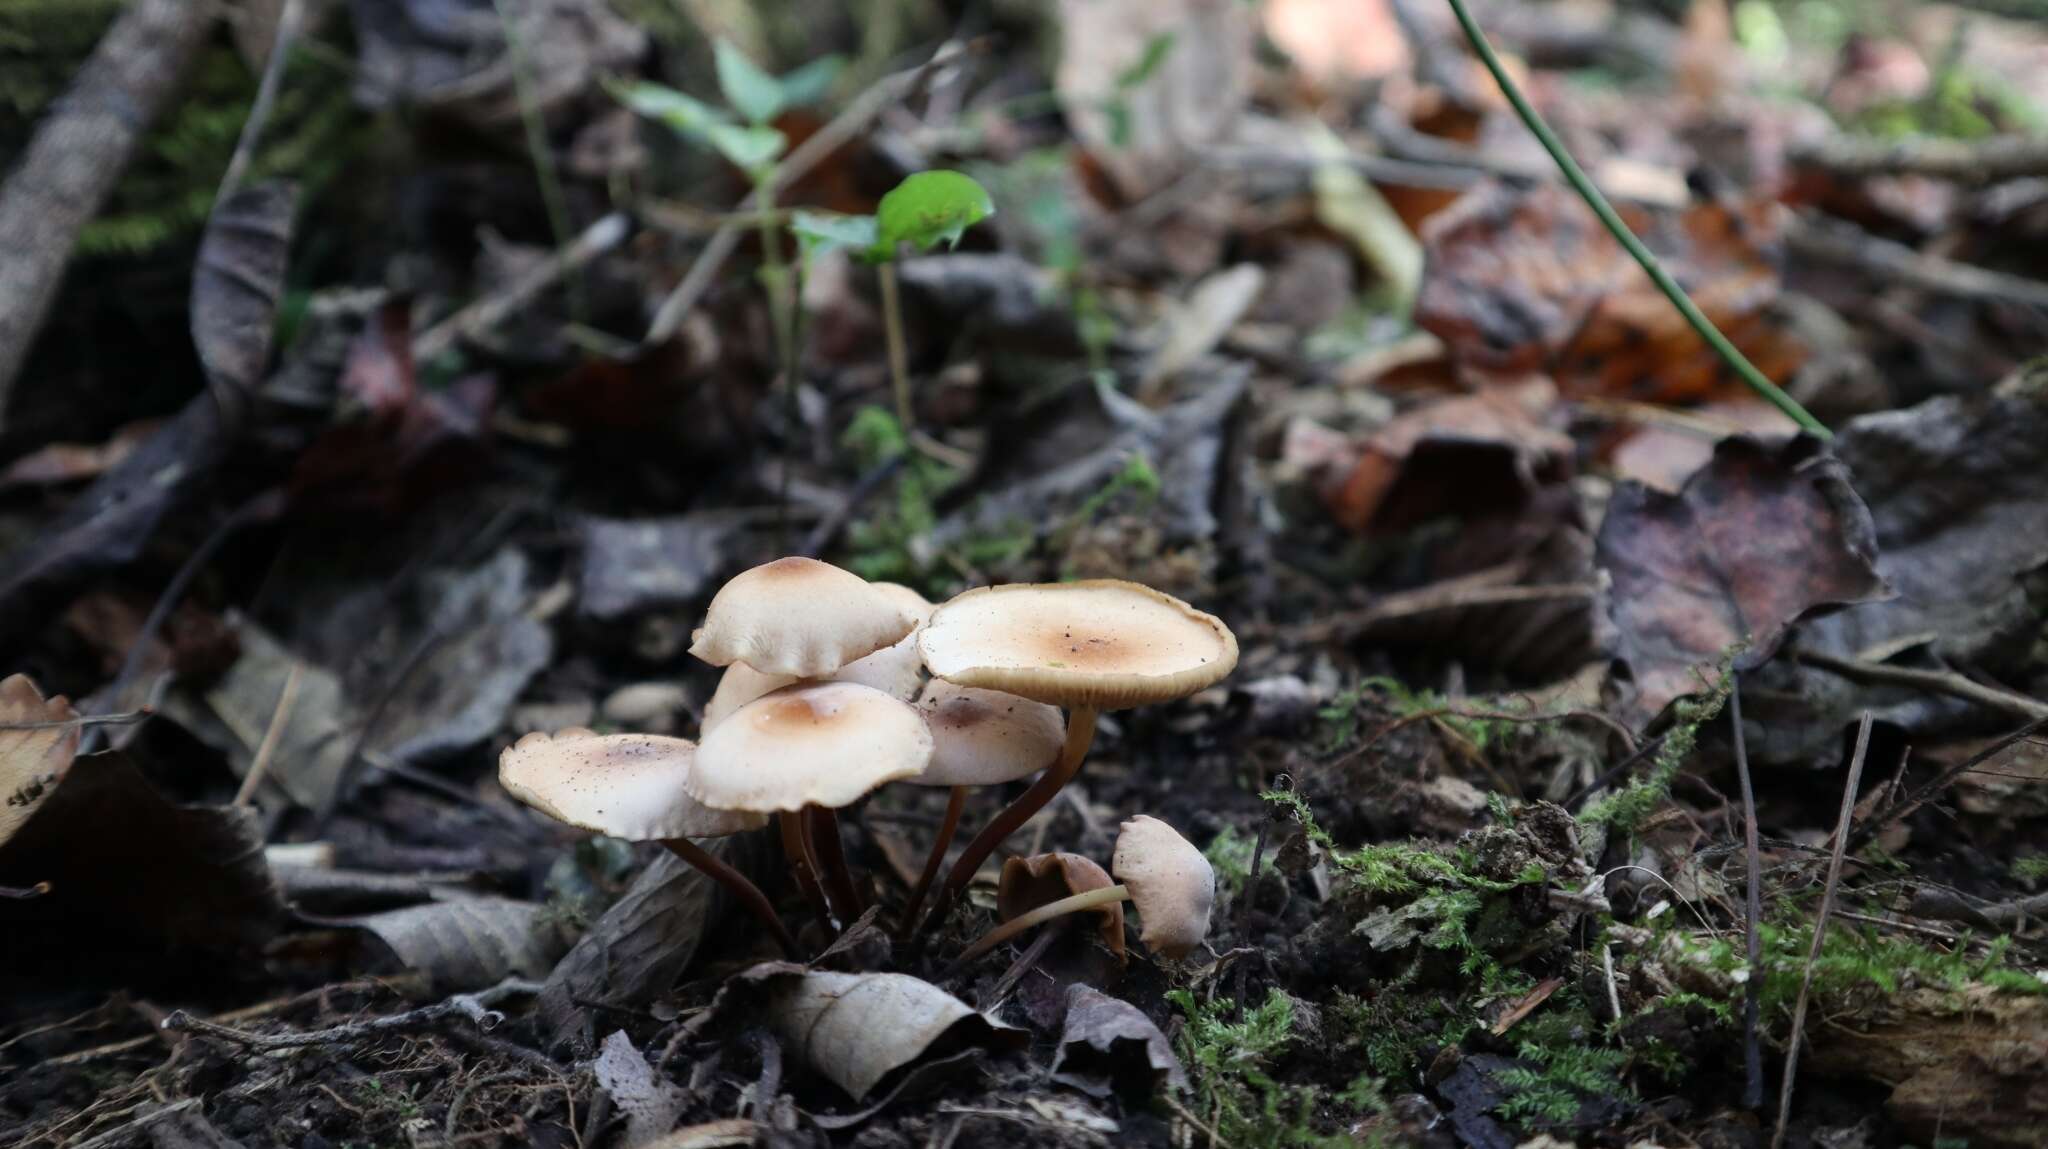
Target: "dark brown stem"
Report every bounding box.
[661,838,798,958]
[809,805,864,922]
[898,785,966,939]
[779,809,837,935]
[918,706,1099,939]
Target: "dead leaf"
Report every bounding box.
[0,747,281,979]
[163,620,352,811]
[192,181,297,418]
[0,674,80,848]
[336,895,570,991]
[1055,0,1253,199]
[1417,181,1805,406]
[736,965,1025,1099]
[578,514,737,620]
[352,0,646,131]
[1050,985,1187,1100]
[376,549,553,763]
[0,420,159,490]
[594,1030,686,1149]
[1140,265,1265,395]
[1264,0,1407,86]
[1596,435,1888,726]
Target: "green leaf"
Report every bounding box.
[714,39,785,125]
[790,210,879,260]
[703,121,786,173]
[1115,32,1176,91]
[612,80,729,137]
[872,171,994,259]
[777,56,843,109]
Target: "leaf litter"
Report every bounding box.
[5,3,2048,1149]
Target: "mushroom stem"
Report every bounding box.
[779,809,838,934]
[809,804,865,921]
[955,883,1129,965]
[661,837,799,957]
[897,784,966,939]
[920,706,1100,938]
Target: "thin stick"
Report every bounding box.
[1729,680,1765,1110]
[215,0,303,205]
[780,809,837,934]
[1441,0,1828,437]
[1847,715,2048,851]
[1793,647,2048,721]
[663,837,798,957]
[233,661,302,807]
[1232,806,1271,1013]
[1771,713,1873,1149]
[878,262,914,429]
[955,884,1129,965]
[162,977,540,1050]
[492,0,582,326]
[0,881,49,899]
[899,784,965,939]
[809,805,865,920]
[919,707,1100,940]
[980,916,1071,1010]
[413,212,630,362]
[0,709,149,732]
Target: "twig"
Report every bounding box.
[1906,886,2048,929]
[68,1099,203,1149]
[0,0,215,417]
[492,0,583,328]
[163,977,541,1050]
[1729,680,1766,1110]
[1253,578,1595,645]
[413,212,630,362]
[1564,734,1667,812]
[1442,0,1829,436]
[1771,713,1873,1149]
[643,39,976,346]
[0,881,50,899]
[0,709,149,732]
[1232,806,1272,1013]
[1848,716,2048,851]
[1162,1092,1229,1149]
[1790,131,2048,185]
[216,0,303,206]
[1787,215,2048,311]
[798,454,905,558]
[1792,647,2048,721]
[233,660,303,807]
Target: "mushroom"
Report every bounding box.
[690,557,918,678]
[955,815,1213,964]
[913,580,1236,934]
[691,681,934,930]
[499,729,797,956]
[897,680,1067,937]
[701,582,935,730]
[996,851,1125,966]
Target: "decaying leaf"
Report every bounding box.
[1597,435,1887,726]
[1051,985,1187,1100]
[593,1030,686,1149]
[377,549,554,763]
[337,895,570,991]
[164,621,352,811]
[0,748,281,978]
[0,674,80,848]
[737,964,1025,1099]
[191,181,297,416]
[352,0,646,130]
[1804,985,2048,1149]
[578,514,737,620]
[1417,181,1805,405]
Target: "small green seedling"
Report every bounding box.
[791,171,995,431]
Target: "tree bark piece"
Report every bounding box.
[0,0,214,422]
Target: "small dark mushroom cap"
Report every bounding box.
[998,851,1126,965]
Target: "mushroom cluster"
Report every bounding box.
[497,559,1237,961]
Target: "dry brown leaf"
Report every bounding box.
[747,966,1025,1099]
[0,674,80,848]
[1263,0,1407,86]
[339,896,571,991]
[1051,984,1187,1099]
[594,1030,687,1148]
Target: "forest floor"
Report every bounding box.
[4,1,2048,1147]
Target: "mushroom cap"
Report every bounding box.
[1110,815,1215,960]
[702,662,798,731]
[917,580,1238,709]
[998,851,1125,964]
[911,680,1066,787]
[701,633,927,733]
[499,729,768,840]
[688,682,934,812]
[871,582,937,623]
[690,557,918,677]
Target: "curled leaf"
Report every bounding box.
[0,674,80,848]
[748,966,1025,1099]
[1052,985,1187,1099]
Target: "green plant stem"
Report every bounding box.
[753,176,797,388]
[1442,0,1829,438]
[877,261,914,429]
[493,0,585,327]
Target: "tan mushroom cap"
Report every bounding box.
[871,582,936,623]
[917,580,1238,709]
[690,557,918,677]
[998,852,1126,964]
[1110,815,1215,960]
[911,680,1066,787]
[688,681,934,812]
[499,729,768,840]
[701,629,928,732]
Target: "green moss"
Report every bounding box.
[1492,1007,1632,1127]
[1578,664,1732,833]
[1170,988,1387,1148]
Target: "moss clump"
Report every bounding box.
[1170,987,1388,1148]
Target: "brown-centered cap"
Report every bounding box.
[911,680,1066,787]
[688,681,933,812]
[998,851,1125,965]
[1110,815,1215,960]
[917,580,1237,709]
[690,557,918,677]
[499,729,768,840]
[701,629,928,733]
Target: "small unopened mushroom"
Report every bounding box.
[996,852,1125,966]
[897,680,1066,936]
[701,583,936,730]
[914,580,1236,934]
[499,729,797,955]
[692,681,933,930]
[955,815,1213,964]
[690,557,918,678]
